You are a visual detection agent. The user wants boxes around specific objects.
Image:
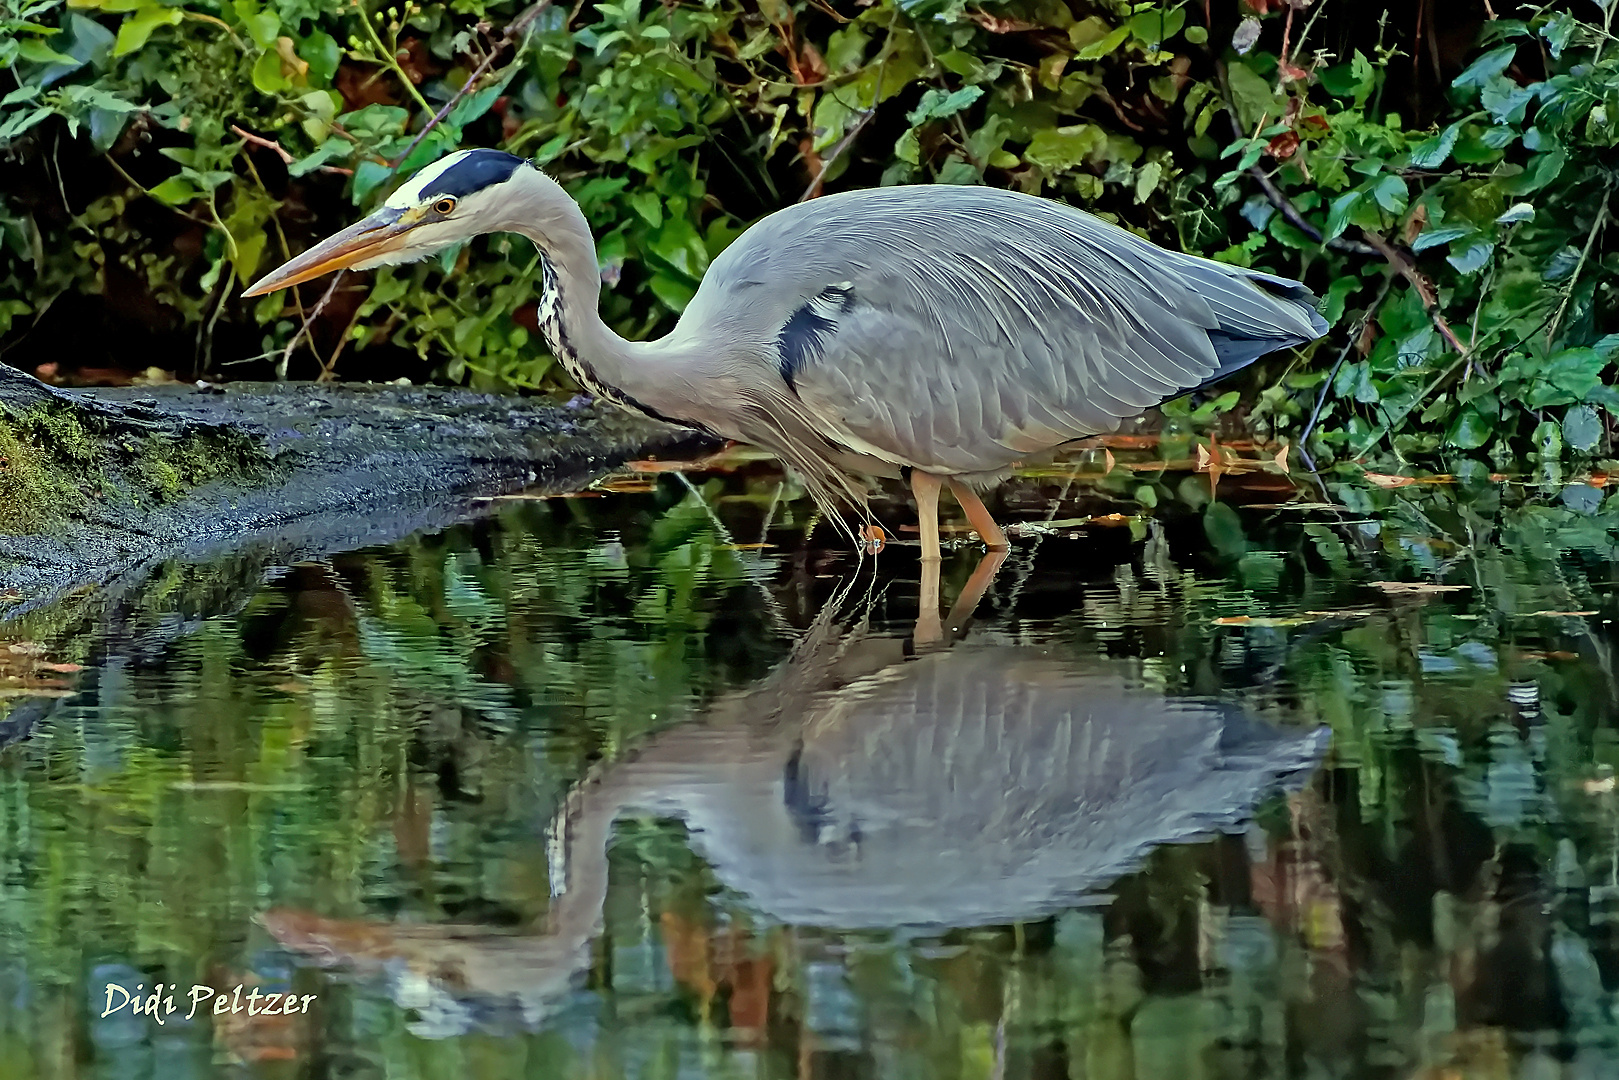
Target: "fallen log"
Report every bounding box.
[0,364,712,614]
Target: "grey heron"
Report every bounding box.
[246,149,1329,558]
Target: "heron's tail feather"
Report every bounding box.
[1162,254,1329,396]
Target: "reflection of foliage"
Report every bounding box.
[2,470,1619,1074]
[3,0,1615,465]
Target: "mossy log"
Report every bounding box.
[0,364,711,614]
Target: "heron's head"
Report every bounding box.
[244,148,554,297]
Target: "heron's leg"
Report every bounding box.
[915,556,943,645]
[945,479,1009,550]
[910,469,943,562]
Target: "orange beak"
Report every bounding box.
[242,207,415,297]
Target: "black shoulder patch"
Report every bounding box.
[419,149,527,199]
[778,285,854,393]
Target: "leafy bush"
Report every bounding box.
[0,0,1614,466]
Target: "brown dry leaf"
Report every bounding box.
[1272,443,1290,472]
[798,42,828,83]
[1371,581,1470,594]
[1363,473,1417,488]
[1103,448,1116,474]
[1517,649,1580,661]
[1087,513,1134,526]
[1196,443,1212,470]
[858,524,887,552]
[1267,130,1301,159]
[1403,204,1429,245]
[33,662,82,674]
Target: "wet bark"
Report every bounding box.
[0,365,713,613]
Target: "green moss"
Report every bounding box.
[0,409,86,534]
[0,402,272,533]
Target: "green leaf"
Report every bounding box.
[1411,225,1472,252]
[0,106,52,142]
[905,85,983,126]
[1325,191,1362,241]
[351,159,392,204]
[287,139,348,177]
[112,4,183,57]
[1407,122,1460,168]
[16,38,75,65]
[1369,174,1408,214]
[445,70,517,129]
[1446,405,1493,449]
[1203,501,1247,558]
[1133,160,1161,203]
[1023,125,1104,170]
[1564,404,1602,452]
[1446,241,1493,274]
[1075,25,1129,61]
[147,176,199,204]
[1453,44,1517,91]
[1225,61,1280,127]
[251,48,287,94]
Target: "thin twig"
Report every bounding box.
[1299,273,1395,462]
[279,273,345,380]
[799,107,875,201]
[231,124,294,164]
[389,0,554,172]
[1356,228,1470,356]
[799,11,896,201]
[1546,191,1610,348]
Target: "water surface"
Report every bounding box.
[1,451,1617,1079]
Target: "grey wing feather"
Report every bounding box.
[684,185,1328,476]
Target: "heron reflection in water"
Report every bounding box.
[262,555,1328,1036]
[246,150,1327,558]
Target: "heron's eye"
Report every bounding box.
[432,197,457,215]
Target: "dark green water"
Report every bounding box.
[2,460,1618,1079]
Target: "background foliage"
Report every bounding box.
[0,0,1615,467]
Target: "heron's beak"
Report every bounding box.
[242,206,415,297]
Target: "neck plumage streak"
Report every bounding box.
[534,256,712,434]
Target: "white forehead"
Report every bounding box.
[384,150,479,209]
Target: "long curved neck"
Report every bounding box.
[511,191,707,431]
